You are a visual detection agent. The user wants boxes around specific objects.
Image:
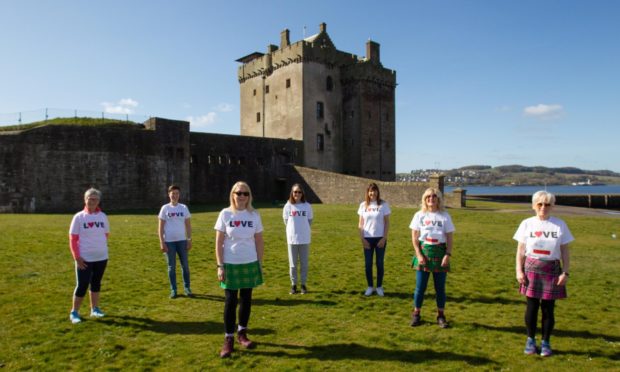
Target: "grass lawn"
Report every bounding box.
[0,201,618,370]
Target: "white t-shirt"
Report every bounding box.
[69,210,110,262]
[358,201,391,238]
[158,203,191,242]
[513,216,574,260]
[409,211,455,244]
[214,208,264,264]
[283,201,313,245]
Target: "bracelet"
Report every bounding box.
[217,264,224,268]
[187,238,192,241]
[445,253,452,256]
[562,271,569,276]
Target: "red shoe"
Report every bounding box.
[220,336,234,358]
[237,329,256,349]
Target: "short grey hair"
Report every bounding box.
[532,190,555,206]
[84,188,102,200]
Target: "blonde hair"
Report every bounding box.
[532,190,556,207]
[420,187,444,212]
[228,181,255,213]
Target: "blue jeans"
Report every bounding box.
[164,240,190,293]
[363,237,386,288]
[414,270,447,309]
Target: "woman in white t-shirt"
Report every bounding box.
[158,185,193,299]
[357,183,391,297]
[409,188,455,328]
[514,191,573,357]
[214,181,264,358]
[283,184,313,294]
[67,188,110,324]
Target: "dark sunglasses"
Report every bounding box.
[536,202,551,207]
[293,191,303,194]
[425,194,438,199]
[234,191,250,196]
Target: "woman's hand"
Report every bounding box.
[441,254,450,267]
[186,240,192,252]
[217,267,225,282]
[378,238,387,248]
[516,271,526,285]
[75,257,87,270]
[362,239,371,249]
[557,272,568,286]
[160,242,168,253]
[416,254,426,266]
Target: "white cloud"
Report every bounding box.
[523,104,564,119]
[215,103,234,112]
[186,113,217,131]
[101,98,139,114]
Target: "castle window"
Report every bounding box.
[253,89,256,96]
[316,134,324,151]
[326,76,333,91]
[316,102,324,120]
[286,79,291,88]
[257,112,261,122]
[265,85,270,94]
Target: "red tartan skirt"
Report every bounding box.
[520,256,567,300]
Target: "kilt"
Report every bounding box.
[520,256,566,300]
[412,242,450,273]
[220,261,264,290]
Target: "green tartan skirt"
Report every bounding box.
[411,242,450,272]
[220,261,264,290]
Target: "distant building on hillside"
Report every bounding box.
[236,23,397,181]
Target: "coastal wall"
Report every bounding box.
[471,194,620,210]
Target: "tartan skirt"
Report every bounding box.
[411,242,450,273]
[220,261,264,290]
[520,256,566,300]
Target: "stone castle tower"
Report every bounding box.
[236,23,397,181]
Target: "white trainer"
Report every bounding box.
[364,287,374,296]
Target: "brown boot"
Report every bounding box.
[237,329,256,349]
[220,336,234,358]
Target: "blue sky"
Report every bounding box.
[1,0,619,172]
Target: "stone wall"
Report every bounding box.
[189,133,303,204]
[472,194,620,210]
[284,165,452,208]
[0,118,189,212]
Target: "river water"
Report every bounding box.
[444,184,620,195]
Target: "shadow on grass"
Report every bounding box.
[371,291,522,306]
[468,322,620,342]
[255,342,496,366]
[99,315,218,335]
[189,293,337,307]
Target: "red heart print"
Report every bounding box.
[534,231,542,237]
[234,221,241,227]
[425,220,431,225]
[88,222,94,228]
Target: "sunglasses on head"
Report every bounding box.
[234,191,250,196]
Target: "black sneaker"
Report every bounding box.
[290,285,297,294]
[410,313,421,327]
[301,285,307,294]
[437,315,449,328]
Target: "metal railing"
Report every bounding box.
[0,108,152,126]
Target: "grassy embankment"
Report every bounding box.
[0,201,618,370]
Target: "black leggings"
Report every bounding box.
[74,259,108,297]
[525,297,555,342]
[224,288,253,334]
